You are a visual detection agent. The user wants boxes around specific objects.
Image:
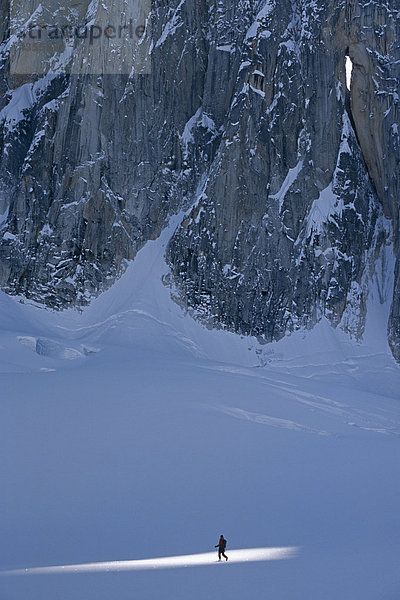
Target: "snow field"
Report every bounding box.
[0,220,399,599]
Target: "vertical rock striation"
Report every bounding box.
[344,1,400,359]
[167,0,399,345]
[0,0,399,358]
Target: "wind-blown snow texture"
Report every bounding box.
[1,223,400,599]
[0,0,399,359]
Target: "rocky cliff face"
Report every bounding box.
[0,1,399,358]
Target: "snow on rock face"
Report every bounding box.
[167,0,398,346]
[0,0,399,359]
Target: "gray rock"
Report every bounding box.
[0,0,399,359]
[168,0,398,346]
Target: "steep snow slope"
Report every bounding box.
[0,219,400,600]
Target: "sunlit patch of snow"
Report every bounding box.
[0,547,299,576]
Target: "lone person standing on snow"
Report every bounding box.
[215,535,228,561]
